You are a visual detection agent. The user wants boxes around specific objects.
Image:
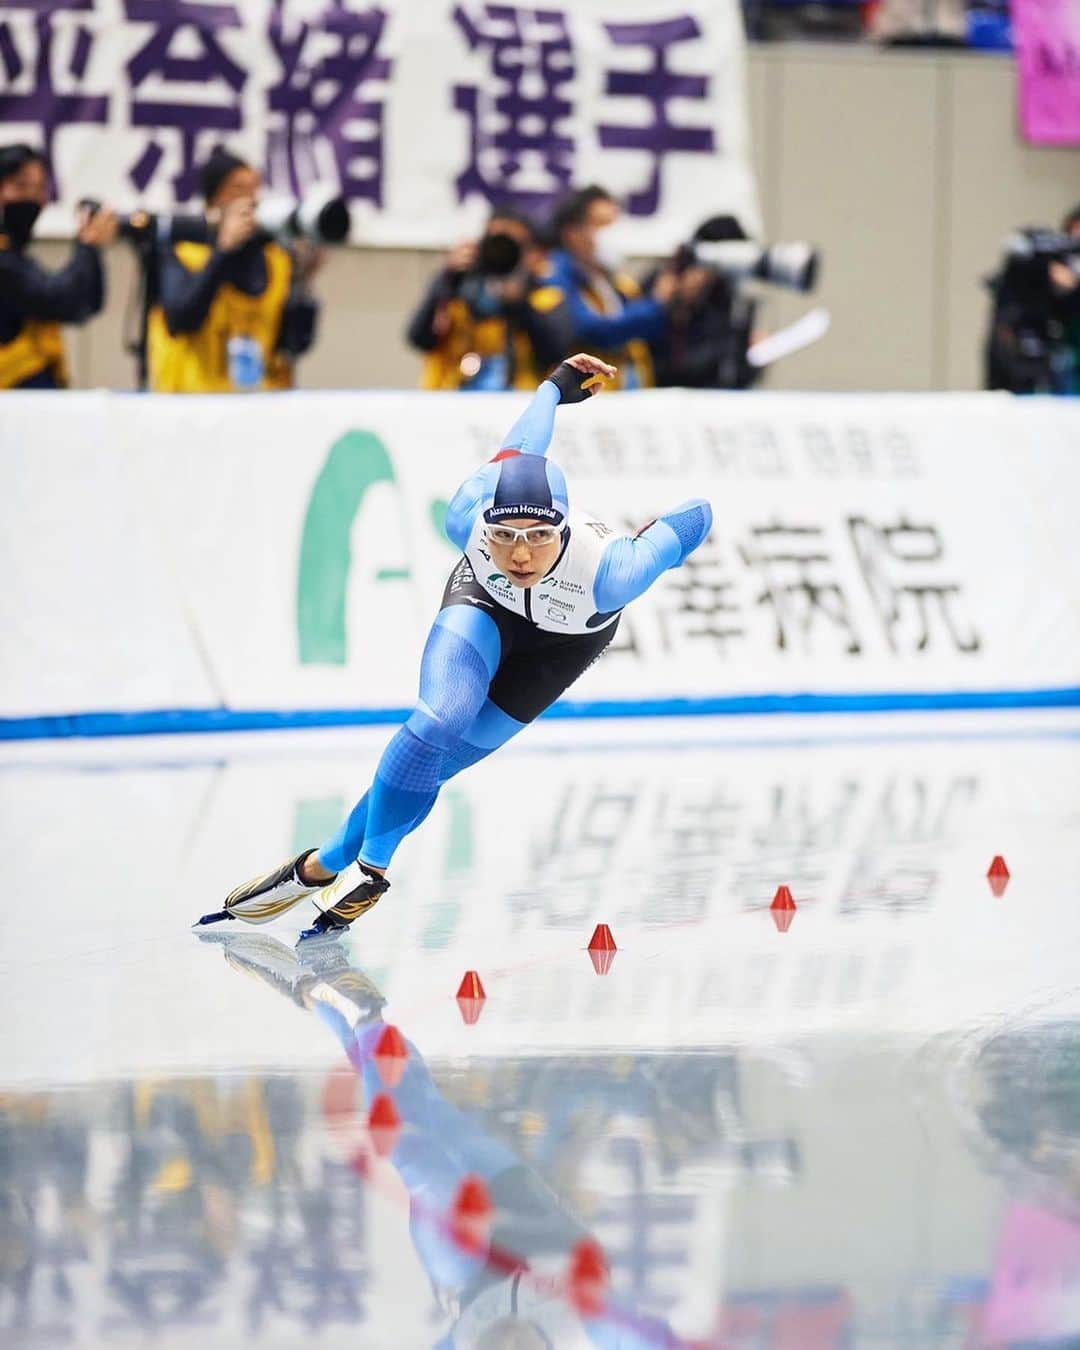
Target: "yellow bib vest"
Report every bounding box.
[420,283,567,391]
[0,235,69,388]
[0,315,69,389]
[146,239,293,394]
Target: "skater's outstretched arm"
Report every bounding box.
[593,499,713,613]
[444,354,615,550]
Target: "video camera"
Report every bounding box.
[683,238,819,293]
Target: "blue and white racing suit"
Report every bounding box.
[318,377,713,874]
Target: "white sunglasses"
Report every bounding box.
[483,523,562,548]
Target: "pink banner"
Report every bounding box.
[1012,0,1080,145]
[981,1203,1080,1343]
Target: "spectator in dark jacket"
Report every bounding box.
[645,215,763,390]
[0,143,115,390]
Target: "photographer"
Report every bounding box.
[0,143,115,390]
[407,207,571,391]
[548,185,678,389]
[146,147,321,393]
[985,204,1080,396]
[646,215,763,390]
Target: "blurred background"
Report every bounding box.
[2,0,1077,396]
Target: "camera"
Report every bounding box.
[449,230,526,318]
[254,186,351,245]
[688,238,819,293]
[472,230,523,279]
[83,185,352,250]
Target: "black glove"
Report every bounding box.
[547,361,603,404]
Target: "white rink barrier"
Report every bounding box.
[2,389,1079,737]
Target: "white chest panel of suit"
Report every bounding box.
[461,508,622,635]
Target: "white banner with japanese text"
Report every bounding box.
[1,388,1079,733]
[0,0,759,253]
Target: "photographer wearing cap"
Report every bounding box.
[645,215,763,390]
[985,204,1080,396]
[547,185,679,390]
[407,207,572,391]
[0,143,115,390]
[146,146,321,394]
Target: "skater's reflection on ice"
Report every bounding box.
[207,929,688,1348]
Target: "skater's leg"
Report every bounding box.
[318,789,438,876]
[317,698,524,875]
[316,606,505,874]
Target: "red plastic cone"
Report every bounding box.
[373,1023,408,1088]
[457,970,486,1000]
[987,855,1010,897]
[567,1238,608,1315]
[771,884,796,911]
[451,1175,493,1251]
[588,946,617,976]
[588,923,617,952]
[456,971,486,1025]
[368,1092,401,1157]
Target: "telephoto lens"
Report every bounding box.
[692,239,819,293]
[256,186,351,244]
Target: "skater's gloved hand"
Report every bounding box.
[547,353,617,403]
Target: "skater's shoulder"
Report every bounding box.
[566,506,621,546]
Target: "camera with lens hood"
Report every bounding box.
[82,184,351,251]
[678,237,820,293]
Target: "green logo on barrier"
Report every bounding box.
[297,430,453,665]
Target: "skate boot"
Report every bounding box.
[297,860,390,941]
[195,848,332,927]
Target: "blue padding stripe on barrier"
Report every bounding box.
[3,686,1080,739]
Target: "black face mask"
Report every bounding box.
[0,199,41,250]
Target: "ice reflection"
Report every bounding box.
[5,927,1080,1346]
[3,718,1080,1346]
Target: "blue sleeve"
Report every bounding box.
[444,382,561,549]
[548,250,668,348]
[593,499,713,612]
[566,287,668,348]
[501,379,560,456]
[445,461,498,550]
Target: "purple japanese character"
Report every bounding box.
[123,0,245,202]
[452,4,575,215]
[0,0,109,194]
[266,1,391,208]
[598,15,715,216]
